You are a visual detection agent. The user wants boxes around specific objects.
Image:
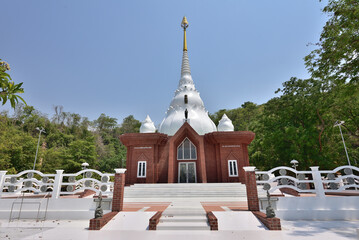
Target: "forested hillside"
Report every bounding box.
[0,105,140,174]
[210,80,359,170]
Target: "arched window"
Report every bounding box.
[177,138,197,160]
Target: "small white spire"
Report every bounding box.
[140,115,156,133]
[218,114,234,131]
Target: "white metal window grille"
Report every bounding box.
[137,161,146,178]
[177,138,197,160]
[228,160,238,177]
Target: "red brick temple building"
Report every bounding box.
[120,17,255,185]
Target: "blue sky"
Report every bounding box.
[2,0,328,125]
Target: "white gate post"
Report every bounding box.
[52,170,64,199]
[0,171,7,198]
[310,166,325,198]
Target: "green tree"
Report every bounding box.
[63,138,97,172]
[0,115,37,173]
[210,102,261,132]
[303,0,359,166]
[40,147,67,173]
[94,114,118,132]
[93,114,130,173]
[305,0,359,85]
[0,60,26,108]
[118,115,141,134]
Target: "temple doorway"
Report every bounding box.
[178,162,196,183]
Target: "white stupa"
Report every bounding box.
[158,17,217,136]
[140,115,156,133]
[217,114,234,131]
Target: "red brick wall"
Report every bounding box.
[89,212,118,230]
[252,211,281,230]
[204,140,217,183]
[240,144,250,183]
[127,148,153,184]
[149,211,163,230]
[157,143,169,183]
[120,128,255,184]
[205,132,254,184]
[207,211,218,230]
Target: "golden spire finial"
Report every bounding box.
[181,16,189,51]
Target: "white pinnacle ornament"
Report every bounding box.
[140,115,156,133]
[217,114,234,132]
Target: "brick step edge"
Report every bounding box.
[89,212,118,230]
[149,211,163,230]
[252,211,281,230]
[207,211,218,231]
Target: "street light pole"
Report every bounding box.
[290,159,298,171]
[290,159,299,180]
[334,121,351,166]
[33,127,46,170]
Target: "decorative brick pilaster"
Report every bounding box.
[112,168,126,212]
[243,166,259,211]
[252,211,281,230]
[207,211,218,230]
[89,212,118,230]
[149,211,163,230]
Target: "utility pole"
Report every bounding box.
[334,121,351,166]
[33,127,46,170]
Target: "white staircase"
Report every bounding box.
[124,183,251,231]
[124,182,248,202]
[157,200,209,230]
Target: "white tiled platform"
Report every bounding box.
[1,217,358,240]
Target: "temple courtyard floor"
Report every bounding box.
[0,213,358,240]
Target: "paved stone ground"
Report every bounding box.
[282,220,359,239]
[0,216,358,240]
[1,201,358,240]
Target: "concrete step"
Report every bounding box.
[162,210,207,217]
[160,215,207,223]
[156,221,210,230]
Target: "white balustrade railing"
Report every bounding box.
[256,165,359,197]
[61,169,114,196]
[0,169,115,199]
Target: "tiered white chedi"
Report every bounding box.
[158,17,217,136]
[140,115,156,133]
[217,114,234,131]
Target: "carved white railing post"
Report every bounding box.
[310,166,325,198]
[0,171,7,198]
[52,170,64,199]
